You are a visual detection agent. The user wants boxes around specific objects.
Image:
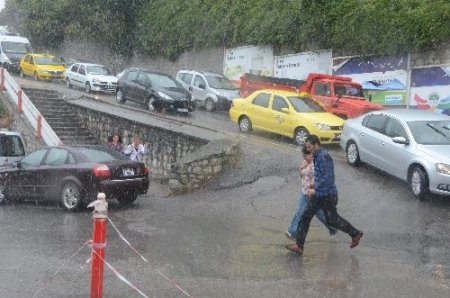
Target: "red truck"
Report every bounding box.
[239,73,385,119]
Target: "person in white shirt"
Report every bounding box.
[124,135,149,162]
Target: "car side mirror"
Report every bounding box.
[281,108,290,114]
[392,136,409,145]
[199,83,206,89]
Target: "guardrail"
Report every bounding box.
[0,67,62,146]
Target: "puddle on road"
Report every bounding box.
[227,218,342,281]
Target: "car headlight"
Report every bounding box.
[2,54,11,64]
[435,163,450,175]
[314,123,331,131]
[157,91,173,100]
[93,78,100,84]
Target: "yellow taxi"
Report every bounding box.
[19,53,65,81]
[229,89,344,146]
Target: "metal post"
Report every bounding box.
[0,67,5,91]
[17,90,22,113]
[90,193,108,298]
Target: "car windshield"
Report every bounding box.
[87,65,111,75]
[78,147,129,162]
[334,83,365,98]
[34,56,61,65]
[205,75,235,90]
[288,96,326,113]
[407,120,450,145]
[147,73,179,88]
[0,135,25,157]
[1,41,31,54]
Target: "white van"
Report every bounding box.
[176,70,239,111]
[0,131,26,165]
[0,35,33,74]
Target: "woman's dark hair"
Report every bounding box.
[108,133,122,143]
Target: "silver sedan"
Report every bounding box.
[340,109,450,199]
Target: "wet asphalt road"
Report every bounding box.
[0,77,449,297]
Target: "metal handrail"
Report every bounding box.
[0,67,62,146]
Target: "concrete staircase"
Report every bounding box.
[23,88,98,145]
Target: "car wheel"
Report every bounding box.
[346,141,361,166]
[85,82,91,93]
[60,181,83,211]
[147,97,156,111]
[33,72,39,81]
[117,194,138,205]
[0,180,8,205]
[188,102,195,112]
[294,127,309,146]
[238,116,252,133]
[205,98,216,112]
[116,88,126,103]
[19,70,25,79]
[65,78,72,88]
[410,166,428,200]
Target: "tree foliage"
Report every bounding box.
[0,0,449,59]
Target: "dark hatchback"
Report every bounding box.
[0,145,150,211]
[116,68,194,113]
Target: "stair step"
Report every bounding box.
[43,115,81,121]
[31,103,68,109]
[41,112,79,118]
[24,89,98,146]
[59,137,98,145]
[53,130,93,136]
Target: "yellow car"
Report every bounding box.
[19,53,65,81]
[229,89,344,145]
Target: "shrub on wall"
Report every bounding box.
[1,0,449,59]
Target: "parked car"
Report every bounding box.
[19,53,65,81]
[116,68,194,113]
[340,109,450,199]
[0,130,25,166]
[176,70,239,111]
[0,145,150,211]
[65,63,118,93]
[229,89,344,146]
[0,35,33,74]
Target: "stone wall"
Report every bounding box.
[57,39,225,77]
[168,137,240,194]
[56,39,450,79]
[410,42,450,68]
[65,101,207,180]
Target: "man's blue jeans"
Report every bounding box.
[288,192,336,237]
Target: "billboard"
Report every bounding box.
[223,45,273,82]
[273,50,332,80]
[410,66,450,115]
[333,55,408,106]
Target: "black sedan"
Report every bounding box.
[116,67,194,113]
[0,145,150,211]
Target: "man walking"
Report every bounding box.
[285,134,363,256]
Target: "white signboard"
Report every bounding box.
[223,45,273,81]
[273,50,332,80]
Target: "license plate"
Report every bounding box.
[122,168,135,176]
[177,108,189,113]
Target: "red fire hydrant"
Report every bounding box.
[88,193,108,298]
